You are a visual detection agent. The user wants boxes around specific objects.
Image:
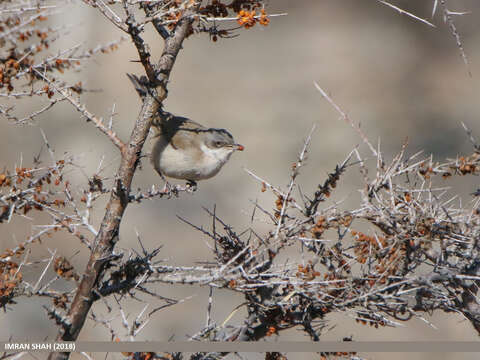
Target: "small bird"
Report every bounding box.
[125,74,243,186]
[150,113,244,186]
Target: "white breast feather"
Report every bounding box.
[154,140,233,180]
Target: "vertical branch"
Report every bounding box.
[47,6,199,360]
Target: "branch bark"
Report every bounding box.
[47,9,196,360]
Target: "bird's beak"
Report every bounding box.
[234,144,244,151]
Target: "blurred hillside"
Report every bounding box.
[1,1,480,359]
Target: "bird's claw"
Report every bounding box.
[186,180,197,192]
[158,180,197,195]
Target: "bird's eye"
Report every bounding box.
[215,141,223,147]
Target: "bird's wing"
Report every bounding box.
[168,117,206,150]
[169,130,195,150]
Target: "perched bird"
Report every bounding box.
[126,74,244,186]
[150,113,244,185]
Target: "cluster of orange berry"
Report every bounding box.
[18,28,49,42]
[355,312,387,328]
[237,8,269,28]
[54,256,79,281]
[352,229,406,285]
[52,293,69,309]
[311,216,327,239]
[0,260,22,301]
[0,60,19,91]
[418,162,435,179]
[352,230,387,264]
[0,244,27,303]
[0,244,25,260]
[0,162,68,218]
[121,351,154,360]
[457,154,479,175]
[265,325,277,336]
[296,262,321,281]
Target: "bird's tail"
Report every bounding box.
[127,73,173,133]
[126,73,149,98]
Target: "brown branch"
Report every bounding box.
[47,6,198,360]
[124,3,157,83]
[141,2,171,40]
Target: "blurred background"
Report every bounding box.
[2,0,480,359]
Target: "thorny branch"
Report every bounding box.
[45,3,201,360]
[164,124,480,359]
[1,2,480,360]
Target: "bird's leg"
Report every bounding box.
[186,179,197,192]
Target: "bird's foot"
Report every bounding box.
[158,179,196,195]
[185,180,197,192]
